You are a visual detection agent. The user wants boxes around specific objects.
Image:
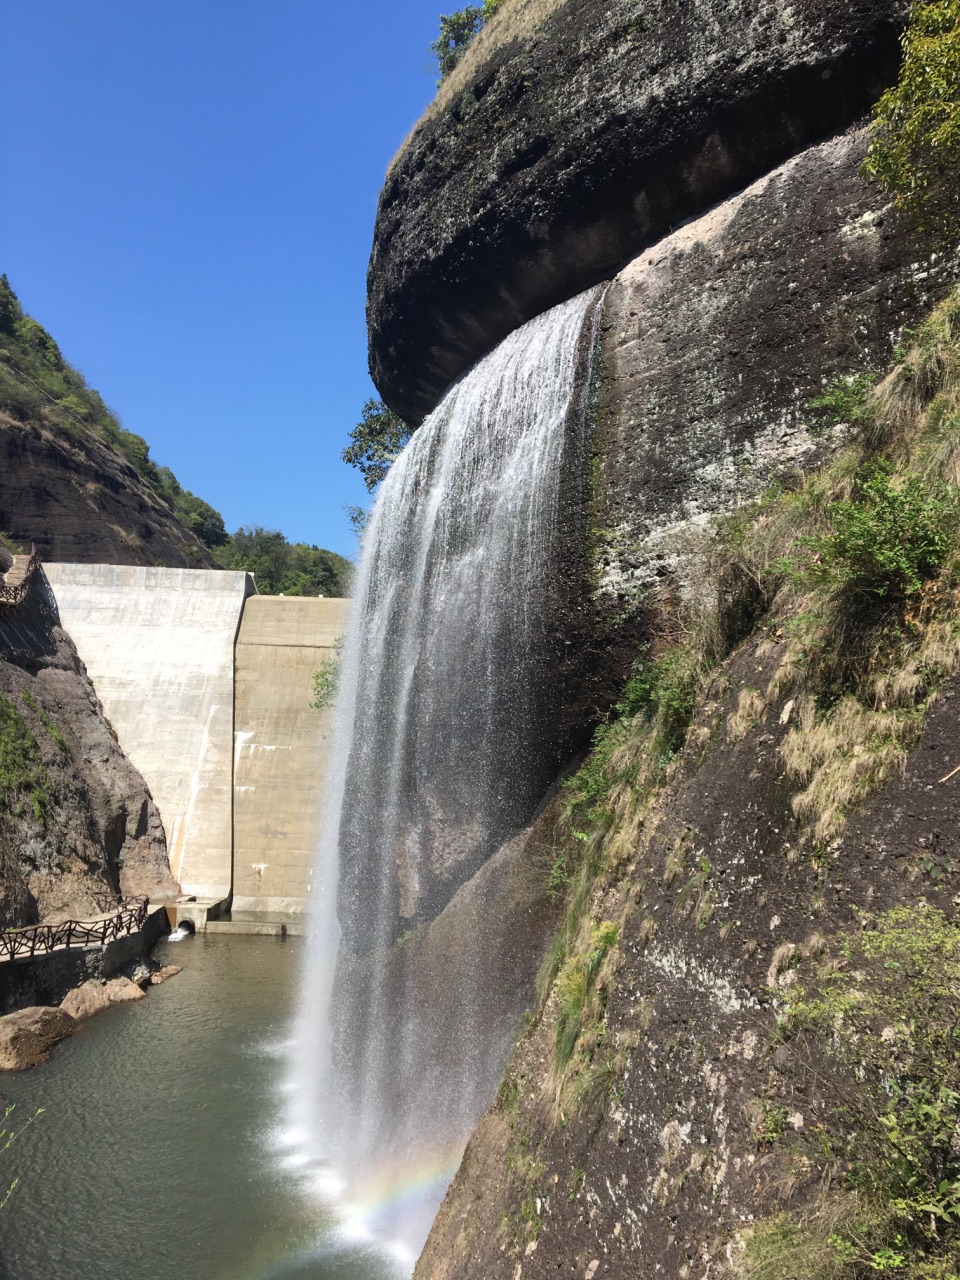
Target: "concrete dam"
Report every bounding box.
[44,563,349,927]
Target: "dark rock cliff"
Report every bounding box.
[0,412,218,568]
[368,1,960,1272]
[416,644,960,1279]
[368,0,908,424]
[596,125,957,604]
[0,575,175,930]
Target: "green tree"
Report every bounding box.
[342,398,412,493]
[155,469,228,548]
[0,276,23,336]
[864,0,960,241]
[220,526,351,596]
[430,0,503,80]
[432,7,484,79]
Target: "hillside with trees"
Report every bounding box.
[0,277,350,593]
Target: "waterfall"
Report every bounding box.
[286,285,604,1265]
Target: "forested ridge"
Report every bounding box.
[0,276,350,595]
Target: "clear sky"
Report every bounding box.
[1,1,447,558]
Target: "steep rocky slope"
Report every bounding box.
[0,411,219,567]
[0,572,175,929]
[416,281,960,1275]
[417,650,960,1278]
[366,0,960,1274]
[0,277,219,568]
[369,0,909,423]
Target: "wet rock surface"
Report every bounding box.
[0,575,176,930]
[596,126,959,602]
[368,0,908,423]
[0,1006,77,1070]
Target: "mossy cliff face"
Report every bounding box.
[0,575,175,930]
[369,0,908,424]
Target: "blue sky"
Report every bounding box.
[1,1,446,558]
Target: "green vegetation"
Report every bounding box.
[563,646,699,830]
[216,527,351,597]
[310,636,345,710]
[20,690,70,759]
[1,1106,42,1211]
[431,0,503,81]
[341,398,412,493]
[742,906,960,1279]
[864,0,960,242]
[0,277,351,590]
[783,461,959,605]
[0,692,49,825]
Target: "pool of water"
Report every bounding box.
[0,934,403,1280]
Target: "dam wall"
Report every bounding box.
[233,596,350,915]
[44,564,350,919]
[45,564,255,901]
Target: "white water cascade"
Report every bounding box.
[286,285,604,1265]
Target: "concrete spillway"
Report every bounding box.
[44,565,347,917]
[233,596,349,915]
[45,564,254,901]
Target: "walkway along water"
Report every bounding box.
[0,894,148,962]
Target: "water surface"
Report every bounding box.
[0,935,400,1280]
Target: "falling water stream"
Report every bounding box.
[0,288,603,1280]
[286,286,604,1262]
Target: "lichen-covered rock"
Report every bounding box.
[0,1006,76,1070]
[368,0,908,423]
[595,125,958,603]
[0,574,176,929]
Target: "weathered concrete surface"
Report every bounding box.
[232,596,350,914]
[368,0,908,423]
[0,575,173,928]
[595,126,959,602]
[44,564,254,899]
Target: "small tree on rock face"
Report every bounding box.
[864,0,960,243]
[342,398,412,493]
[430,0,504,81]
[431,6,485,80]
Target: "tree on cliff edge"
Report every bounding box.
[342,398,412,493]
[865,0,960,242]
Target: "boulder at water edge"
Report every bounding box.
[0,1006,77,1070]
[60,977,146,1022]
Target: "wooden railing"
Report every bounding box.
[0,545,41,607]
[0,895,149,962]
